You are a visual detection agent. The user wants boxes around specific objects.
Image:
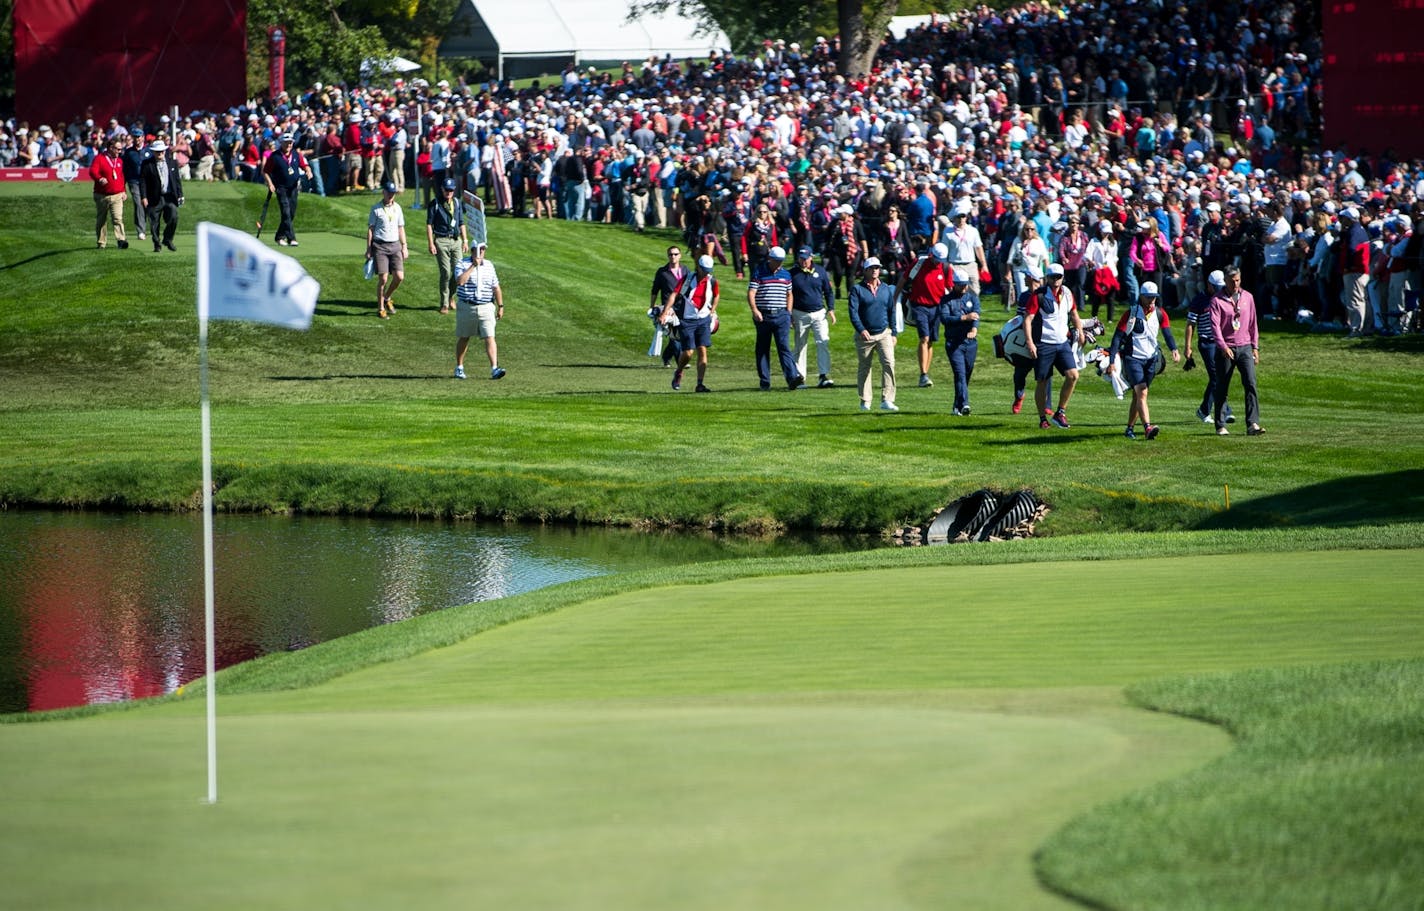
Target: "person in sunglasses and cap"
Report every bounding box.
[263,132,313,246]
[1106,281,1179,439]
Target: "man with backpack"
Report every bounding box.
[661,254,719,392]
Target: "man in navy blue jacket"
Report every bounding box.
[848,256,899,411]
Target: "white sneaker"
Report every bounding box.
[918,374,933,387]
[880,401,899,412]
[453,366,466,379]
[138,232,146,240]
[859,402,871,411]
[276,238,288,246]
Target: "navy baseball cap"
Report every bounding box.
[441,177,456,191]
[382,180,398,194]
[796,246,814,258]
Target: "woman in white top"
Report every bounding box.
[1084,220,1121,321]
[1007,221,1050,303]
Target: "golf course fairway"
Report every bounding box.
[2,547,1421,910]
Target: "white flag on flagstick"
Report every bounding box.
[198,222,319,329]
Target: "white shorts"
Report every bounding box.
[456,300,497,338]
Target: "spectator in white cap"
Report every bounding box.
[1337,206,1372,337]
[847,256,899,411]
[1084,220,1121,322]
[367,180,408,319]
[1385,216,1416,335]
[940,267,981,415]
[662,254,719,392]
[1107,281,1179,440]
[747,245,804,389]
[940,200,989,295]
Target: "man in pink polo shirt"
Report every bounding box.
[1207,265,1265,436]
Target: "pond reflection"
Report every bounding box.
[0,511,877,714]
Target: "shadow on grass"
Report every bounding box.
[1194,469,1424,530]
[269,374,436,381]
[0,248,94,271]
[980,433,1098,445]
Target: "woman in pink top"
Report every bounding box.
[1056,214,1089,309]
[1130,219,1171,296]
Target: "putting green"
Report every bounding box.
[2,549,1421,910]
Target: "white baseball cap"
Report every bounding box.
[1208,270,1226,287]
[862,256,882,269]
[769,246,786,260]
[697,255,714,270]
[1140,281,1160,297]
[931,242,949,261]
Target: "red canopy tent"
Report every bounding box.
[13,0,248,126]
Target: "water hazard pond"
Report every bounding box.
[0,510,877,714]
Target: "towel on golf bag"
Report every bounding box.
[1084,347,1128,399]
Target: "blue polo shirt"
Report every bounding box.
[790,263,835,313]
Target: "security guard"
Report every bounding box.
[426,177,468,314]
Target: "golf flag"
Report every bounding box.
[197,222,319,329]
[194,222,318,804]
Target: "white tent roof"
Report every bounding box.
[442,0,726,70]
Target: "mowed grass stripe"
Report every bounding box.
[229,549,1424,714]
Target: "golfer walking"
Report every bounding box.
[1106,281,1180,439]
[848,257,899,411]
[1208,266,1265,436]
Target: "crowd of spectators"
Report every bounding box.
[5,0,1422,334]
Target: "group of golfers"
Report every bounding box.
[648,244,1265,439]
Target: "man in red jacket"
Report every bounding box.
[91,134,129,249]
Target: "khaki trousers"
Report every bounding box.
[94,192,126,246]
[856,329,897,405]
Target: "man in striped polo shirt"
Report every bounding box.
[1183,270,1234,425]
[747,246,805,390]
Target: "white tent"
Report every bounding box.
[440,0,728,80]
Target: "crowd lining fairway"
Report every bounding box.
[2,547,1421,910]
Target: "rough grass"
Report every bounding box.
[1039,659,1424,910]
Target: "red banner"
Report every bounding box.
[0,167,91,181]
[1323,1,1424,156]
[268,25,287,98]
[14,0,247,126]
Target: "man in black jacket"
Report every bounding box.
[139,139,184,252]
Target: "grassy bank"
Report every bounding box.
[2,181,1422,534]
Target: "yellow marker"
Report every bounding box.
[1224,484,1231,510]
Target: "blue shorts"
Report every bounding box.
[910,304,940,341]
[1121,355,1158,388]
[1034,342,1077,381]
[679,316,713,350]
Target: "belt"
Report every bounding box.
[952,261,973,266]
[434,233,459,239]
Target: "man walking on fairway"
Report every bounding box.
[1023,262,1084,428]
[1208,265,1265,436]
[453,242,507,381]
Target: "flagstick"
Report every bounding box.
[197,224,218,805]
